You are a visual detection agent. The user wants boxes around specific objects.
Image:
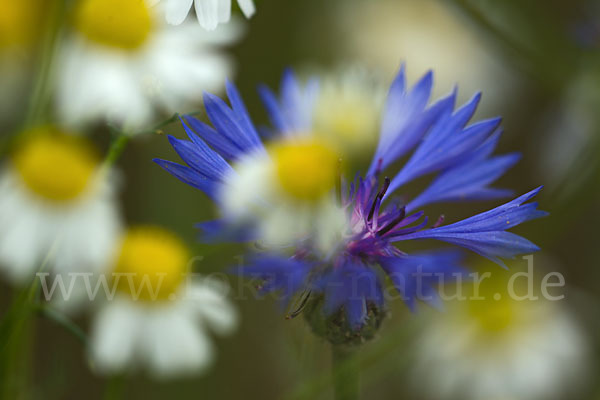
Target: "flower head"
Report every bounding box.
[90,225,237,378]
[0,127,121,284]
[155,66,546,335]
[56,0,242,131]
[411,266,589,400]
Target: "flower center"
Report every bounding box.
[13,129,98,203]
[462,273,527,333]
[113,227,189,302]
[313,89,380,156]
[74,0,153,50]
[467,297,515,333]
[271,139,338,201]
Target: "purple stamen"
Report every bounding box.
[377,206,406,237]
[367,177,390,222]
[374,158,383,176]
[433,214,445,228]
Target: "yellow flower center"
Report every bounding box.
[462,269,531,334]
[313,89,380,157]
[313,85,381,161]
[271,139,339,201]
[74,0,153,50]
[0,0,43,49]
[13,129,98,203]
[113,227,189,302]
[467,296,515,333]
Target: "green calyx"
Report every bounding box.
[303,295,387,346]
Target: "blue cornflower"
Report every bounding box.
[154,65,546,331]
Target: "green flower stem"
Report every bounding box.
[102,131,130,169]
[331,344,359,400]
[0,0,66,159]
[22,0,66,130]
[135,110,202,136]
[0,289,35,399]
[0,237,61,397]
[287,316,424,400]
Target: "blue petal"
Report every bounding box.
[369,67,455,175]
[153,159,217,199]
[225,80,261,146]
[407,152,521,211]
[416,231,540,268]
[314,263,384,329]
[232,256,313,307]
[385,93,500,197]
[259,69,319,135]
[258,85,289,132]
[436,186,547,232]
[396,187,548,267]
[183,115,241,160]
[204,89,265,157]
[167,132,232,182]
[379,250,467,311]
[194,220,256,243]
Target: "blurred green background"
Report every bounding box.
[1,0,600,398]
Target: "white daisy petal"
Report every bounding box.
[52,176,122,276]
[185,281,238,335]
[194,0,221,30]
[143,307,214,377]
[144,41,233,112]
[90,300,140,373]
[56,39,153,130]
[236,0,255,18]
[0,171,52,282]
[218,0,232,23]
[412,301,590,400]
[165,0,194,25]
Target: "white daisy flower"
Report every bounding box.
[202,69,385,253]
[148,0,256,30]
[302,67,386,162]
[218,141,347,255]
[55,0,242,132]
[0,127,121,284]
[412,272,590,400]
[90,226,237,378]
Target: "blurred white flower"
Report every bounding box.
[148,0,255,30]
[334,0,517,109]
[90,226,237,378]
[0,127,121,284]
[311,67,385,160]
[412,271,589,400]
[55,0,242,132]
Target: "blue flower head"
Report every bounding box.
[155,65,547,334]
